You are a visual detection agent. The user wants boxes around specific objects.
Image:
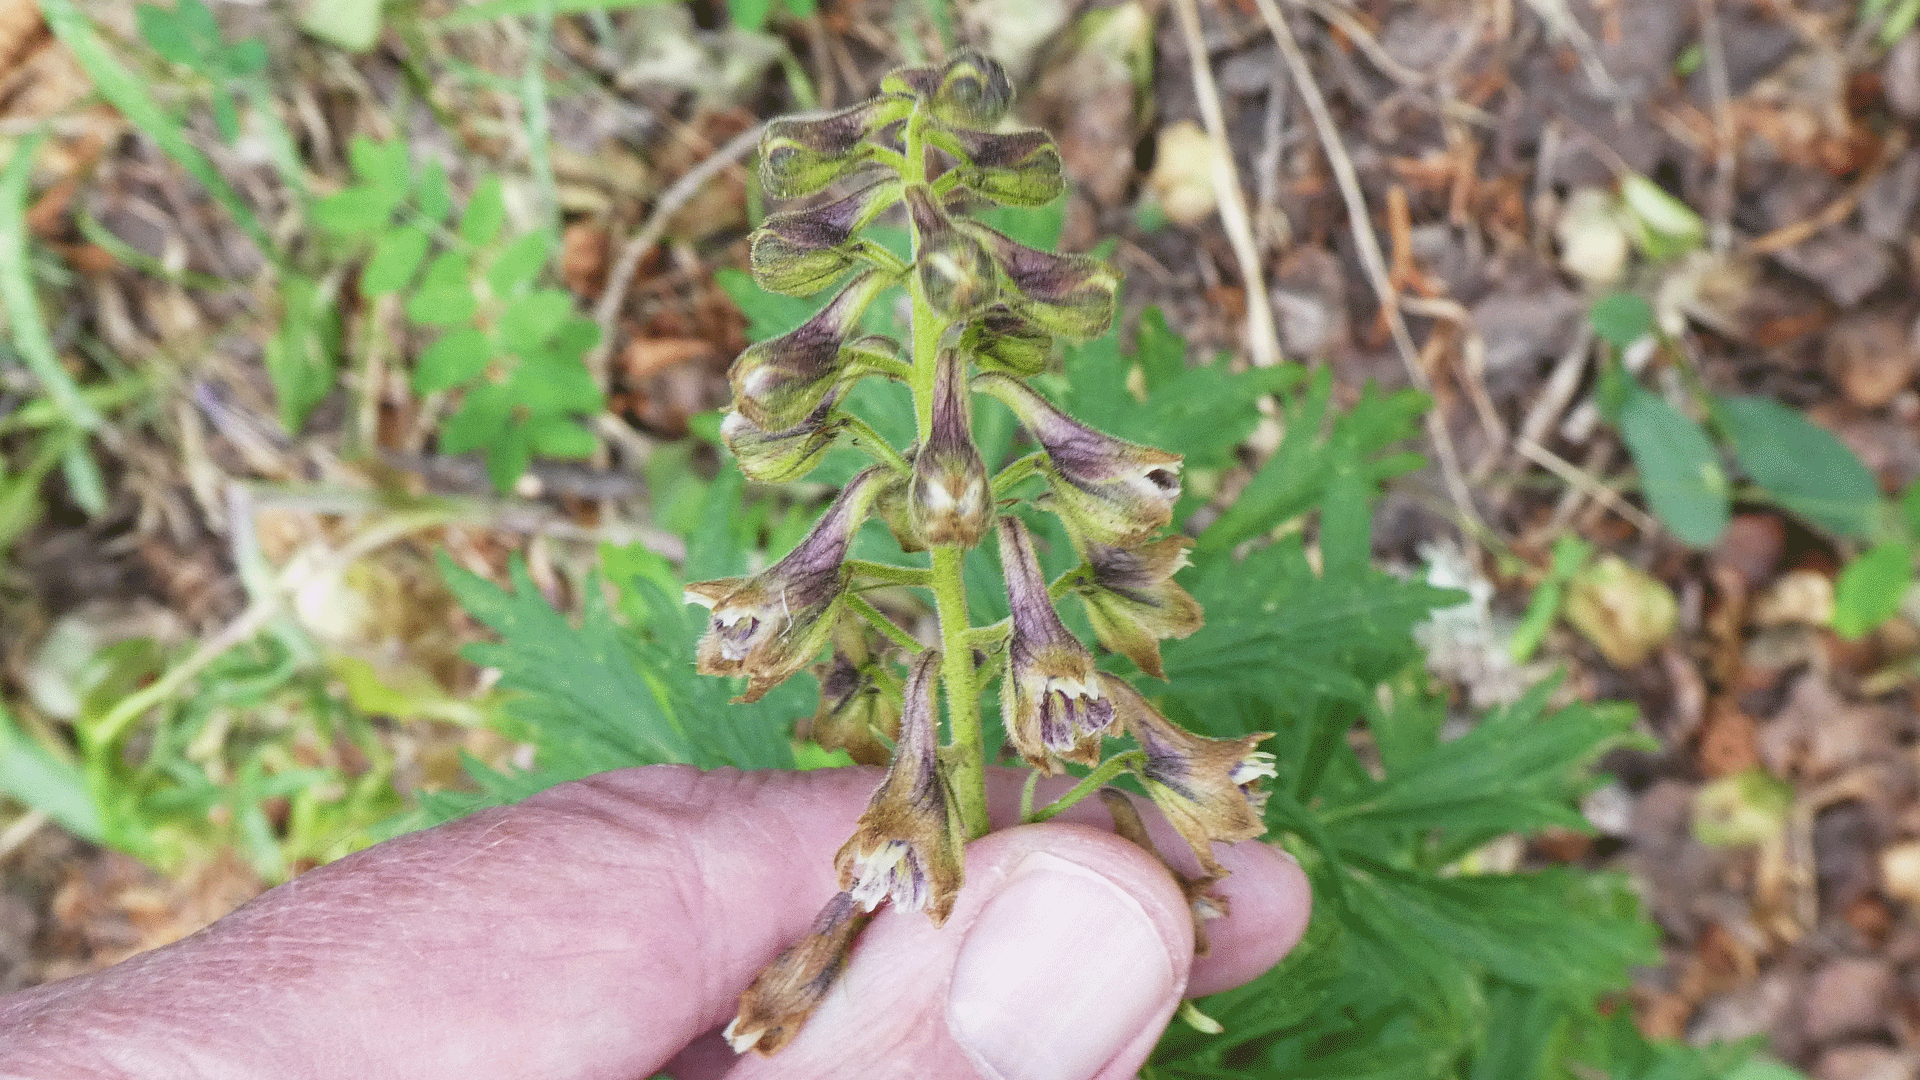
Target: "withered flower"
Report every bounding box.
[836,650,965,924]
[1104,673,1274,877]
[686,467,886,702]
[960,304,1052,377]
[801,619,902,766]
[937,127,1064,208]
[721,394,844,484]
[729,270,893,431]
[977,374,1184,546]
[962,224,1117,340]
[997,516,1116,771]
[725,890,873,1056]
[760,97,908,199]
[751,181,902,297]
[1069,533,1204,679]
[908,348,992,547]
[906,186,995,318]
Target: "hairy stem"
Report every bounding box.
[903,104,990,840]
[844,593,926,654]
[842,416,913,477]
[1027,752,1145,824]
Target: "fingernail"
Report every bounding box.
[947,852,1178,1080]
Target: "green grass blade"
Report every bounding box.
[38,0,278,263]
[0,133,102,430]
[0,701,105,844]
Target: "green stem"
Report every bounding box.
[962,619,1010,651]
[990,451,1047,498]
[842,416,912,477]
[847,559,932,586]
[1027,752,1145,823]
[844,593,925,654]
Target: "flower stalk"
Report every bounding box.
[691,51,1273,1056]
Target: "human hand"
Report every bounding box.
[0,764,1310,1080]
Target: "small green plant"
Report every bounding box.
[314,139,604,490]
[134,0,268,144]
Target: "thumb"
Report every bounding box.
[729,822,1198,1080]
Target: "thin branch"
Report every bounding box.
[1255,0,1486,536]
[1171,0,1283,369]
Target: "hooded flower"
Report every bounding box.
[800,618,902,766]
[1069,532,1204,679]
[960,304,1052,377]
[977,374,1184,545]
[906,186,995,319]
[1105,673,1274,877]
[760,97,909,199]
[721,393,844,483]
[751,181,902,297]
[935,127,1064,208]
[686,467,886,702]
[881,51,1013,127]
[908,348,992,547]
[960,224,1117,340]
[835,649,965,924]
[729,269,893,431]
[997,516,1116,771]
[725,890,873,1055]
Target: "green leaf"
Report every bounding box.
[406,285,478,328]
[347,136,410,192]
[0,133,103,430]
[59,442,108,517]
[729,0,777,29]
[497,289,574,354]
[1715,394,1880,537]
[716,266,824,342]
[1833,541,1913,639]
[417,161,453,222]
[413,327,493,393]
[1589,292,1655,350]
[485,422,535,492]
[505,353,602,415]
[0,702,104,844]
[439,382,514,453]
[487,231,554,296]
[361,225,432,296]
[1618,390,1729,547]
[136,3,203,67]
[211,92,241,143]
[524,414,598,458]
[298,0,384,51]
[265,274,341,432]
[461,177,508,247]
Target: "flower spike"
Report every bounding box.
[686,467,887,702]
[997,516,1116,771]
[1069,532,1204,679]
[726,890,873,1056]
[751,181,902,297]
[1104,674,1273,877]
[729,269,894,431]
[836,649,966,923]
[909,348,992,547]
[976,374,1184,545]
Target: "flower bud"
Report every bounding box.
[939,128,1064,208]
[835,649,965,924]
[906,186,995,318]
[801,619,902,766]
[686,467,886,701]
[729,269,893,431]
[1069,533,1203,679]
[1103,673,1273,877]
[726,890,873,1055]
[997,516,1116,771]
[750,181,901,296]
[760,97,908,200]
[977,374,1184,545]
[930,51,1013,127]
[961,305,1052,377]
[721,397,843,483]
[873,469,927,554]
[909,348,992,547]
[963,225,1118,340]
